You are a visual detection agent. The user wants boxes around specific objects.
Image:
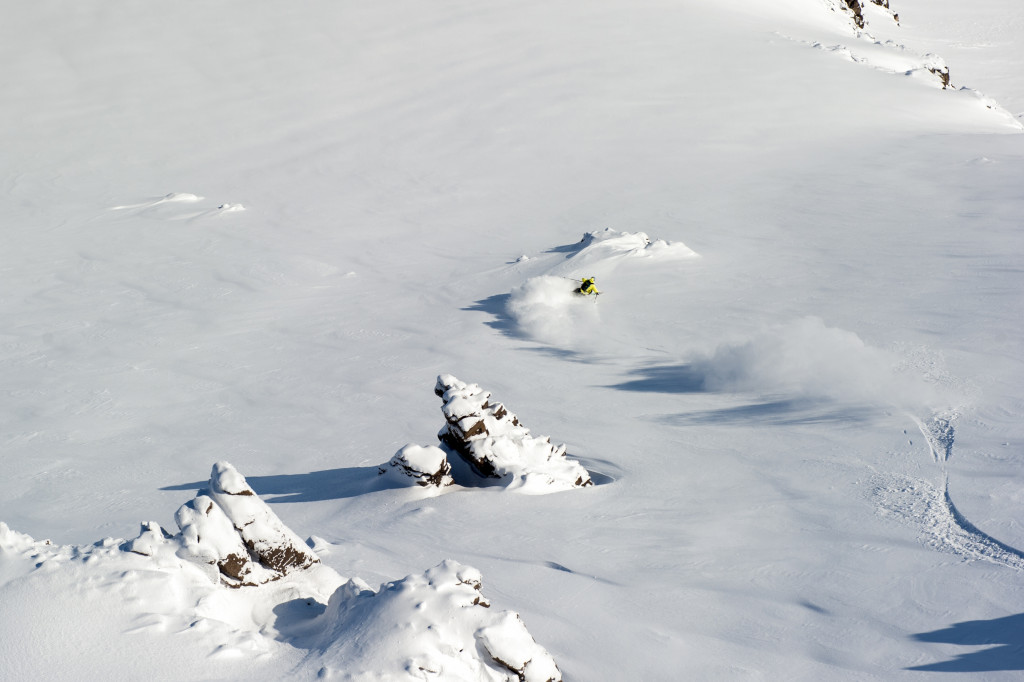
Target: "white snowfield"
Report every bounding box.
[2,0,1024,679]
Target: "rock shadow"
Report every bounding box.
[908,613,1024,672]
[162,466,399,503]
[463,294,516,336]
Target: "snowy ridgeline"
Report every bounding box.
[0,462,561,681]
[377,374,593,494]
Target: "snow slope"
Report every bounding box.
[2,0,1023,679]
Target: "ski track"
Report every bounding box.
[878,411,1024,571]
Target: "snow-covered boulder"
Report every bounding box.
[207,461,319,575]
[304,559,561,681]
[435,374,592,493]
[378,443,454,488]
[175,493,265,585]
[127,461,320,587]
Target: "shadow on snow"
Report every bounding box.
[609,363,878,425]
[908,613,1024,672]
[463,294,516,337]
[463,294,591,362]
[163,456,614,504]
[161,466,400,503]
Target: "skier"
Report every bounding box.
[575,276,599,296]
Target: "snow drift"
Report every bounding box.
[298,560,561,681]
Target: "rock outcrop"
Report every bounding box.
[127,461,319,587]
[840,0,865,29]
[435,374,593,493]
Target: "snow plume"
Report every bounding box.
[693,317,933,406]
[507,276,600,347]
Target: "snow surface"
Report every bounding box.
[2,0,1024,679]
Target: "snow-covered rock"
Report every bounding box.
[207,461,320,576]
[378,443,454,488]
[127,461,320,587]
[303,559,561,681]
[175,493,266,585]
[838,0,865,29]
[435,374,592,493]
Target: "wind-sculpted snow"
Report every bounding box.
[1,465,561,679]
[549,229,698,275]
[436,374,593,493]
[298,560,561,681]
[807,40,952,89]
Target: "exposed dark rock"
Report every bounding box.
[929,65,951,89]
[841,0,865,29]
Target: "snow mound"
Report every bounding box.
[435,374,592,493]
[378,443,455,488]
[554,229,698,274]
[130,461,320,587]
[302,559,561,682]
